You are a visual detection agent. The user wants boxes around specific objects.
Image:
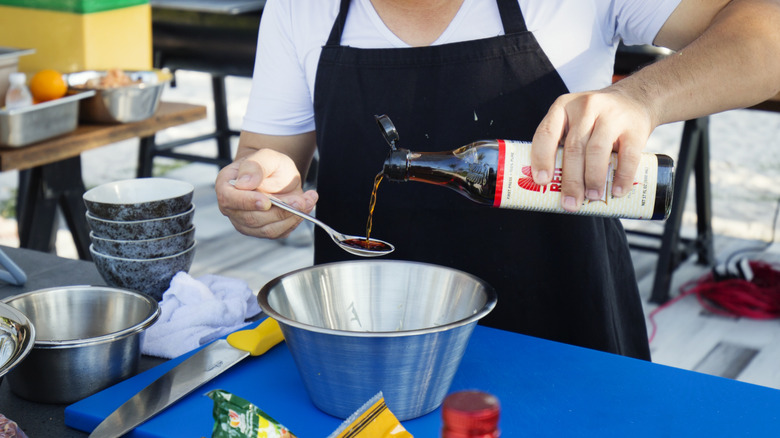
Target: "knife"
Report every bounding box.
[88,318,284,438]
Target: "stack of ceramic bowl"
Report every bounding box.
[84,178,196,301]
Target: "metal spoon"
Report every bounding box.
[267,196,395,257]
[228,179,394,257]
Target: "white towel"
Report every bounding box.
[141,272,262,359]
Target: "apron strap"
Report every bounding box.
[497,0,527,34]
[326,0,351,47]
[326,0,529,46]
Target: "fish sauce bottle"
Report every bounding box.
[382,139,674,220]
[441,390,501,438]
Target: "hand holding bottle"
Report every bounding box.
[378,114,673,220]
[531,87,655,213]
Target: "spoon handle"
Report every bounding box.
[268,196,343,239]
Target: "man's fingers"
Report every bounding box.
[252,149,302,193]
[583,119,620,201]
[558,99,600,212]
[233,158,264,190]
[612,134,644,198]
[531,100,568,186]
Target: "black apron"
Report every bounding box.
[312,0,651,360]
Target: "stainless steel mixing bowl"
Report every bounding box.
[257,260,496,421]
[0,301,34,380]
[3,286,160,403]
[66,69,172,123]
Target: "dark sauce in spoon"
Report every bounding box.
[342,237,392,251]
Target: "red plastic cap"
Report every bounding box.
[442,390,500,437]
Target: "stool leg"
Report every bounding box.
[137,135,157,178]
[693,117,715,265]
[649,118,701,303]
[17,167,62,255]
[54,159,91,261]
[212,74,233,167]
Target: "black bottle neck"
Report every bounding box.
[383,148,410,181]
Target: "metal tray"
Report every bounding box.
[0,91,95,147]
[0,47,35,101]
[0,47,35,63]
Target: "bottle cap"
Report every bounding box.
[374,114,400,149]
[442,390,500,436]
[8,72,26,84]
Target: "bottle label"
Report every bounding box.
[494,140,659,219]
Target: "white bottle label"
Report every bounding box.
[494,140,659,219]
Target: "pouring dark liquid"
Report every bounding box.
[364,172,384,242]
[346,172,391,252]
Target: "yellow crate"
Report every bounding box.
[0,4,152,74]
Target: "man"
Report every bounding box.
[216,0,780,359]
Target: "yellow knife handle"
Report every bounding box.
[227,318,285,356]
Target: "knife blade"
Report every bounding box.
[88,317,284,438]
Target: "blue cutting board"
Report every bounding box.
[66,325,780,437]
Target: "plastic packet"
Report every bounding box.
[0,414,28,438]
[327,392,413,438]
[208,389,296,438]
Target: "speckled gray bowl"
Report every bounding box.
[86,205,194,240]
[83,178,194,221]
[90,243,197,301]
[89,226,195,259]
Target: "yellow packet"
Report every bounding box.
[327,392,413,438]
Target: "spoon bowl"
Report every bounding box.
[268,197,395,257]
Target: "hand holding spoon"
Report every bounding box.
[228,180,394,257]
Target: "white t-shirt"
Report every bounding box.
[243,0,681,136]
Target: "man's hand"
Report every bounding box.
[532,0,780,213]
[216,148,318,239]
[531,88,653,212]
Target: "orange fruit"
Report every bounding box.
[29,69,67,102]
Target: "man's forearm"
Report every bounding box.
[616,0,780,128]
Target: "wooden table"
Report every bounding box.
[0,102,207,260]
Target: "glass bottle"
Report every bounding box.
[382,139,674,220]
[4,72,33,110]
[441,390,501,438]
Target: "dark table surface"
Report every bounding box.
[0,246,165,437]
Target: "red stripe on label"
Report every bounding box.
[494,139,506,207]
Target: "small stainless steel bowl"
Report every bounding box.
[83,177,194,221]
[0,301,35,380]
[66,69,172,123]
[3,286,159,404]
[258,260,496,421]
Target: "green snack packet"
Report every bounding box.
[208,389,297,438]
